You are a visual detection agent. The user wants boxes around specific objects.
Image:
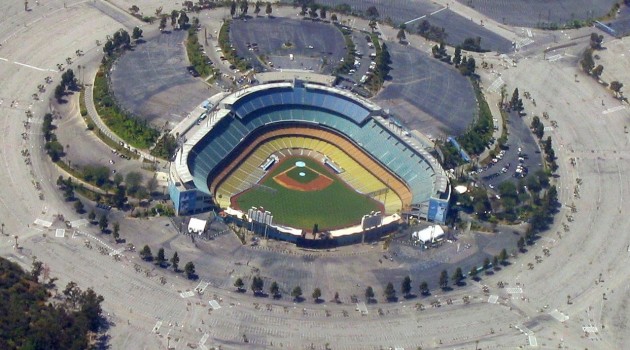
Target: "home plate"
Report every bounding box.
[209,300,221,310]
[179,291,195,298]
[488,295,499,304]
[55,229,65,238]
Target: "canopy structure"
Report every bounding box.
[412,225,445,244]
[188,218,207,234]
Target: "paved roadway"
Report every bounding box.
[0,1,629,349]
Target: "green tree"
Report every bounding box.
[132,26,143,40]
[113,186,126,208]
[466,56,476,75]
[291,286,303,301]
[319,7,326,19]
[31,259,43,282]
[251,276,264,295]
[270,281,280,297]
[312,287,322,302]
[112,222,120,242]
[265,2,272,16]
[170,251,179,271]
[499,248,508,264]
[63,184,75,201]
[452,267,464,285]
[419,281,429,296]
[113,172,124,186]
[396,28,406,42]
[54,84,65,102]
[98,214,108,232]
[591,64,603,79]
[254,1,261,15]
[401,275,412,296]
[454,46,462,66]
[140,245,152,260]
[177,10,189,29]
[74,200,84,213]
[125,171,143,195]
[439,270,449,289]
[170,10,178,26]
[234,277,244,291]
[230,1,237,16]
[610,81,624,97]
[239,0,249,15]
[365,286,375,302]
[79,288,105,332]
[159,16,167,31]
[483,257,491,272]
[156,248,166,266]
[384,282,396,301]
[184,262,196,279]
[590,32,603,50]
[88,210,96,223]
[581,48,595,73]
[469,266,479,281]
[366,5,379,19]
[517,236,526,252]
[331,13,338,21]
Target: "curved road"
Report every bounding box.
[0,1,628,349]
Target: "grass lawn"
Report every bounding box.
[234,157,382,230]
[285,164,319,184]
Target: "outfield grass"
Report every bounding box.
[234,157,382,230]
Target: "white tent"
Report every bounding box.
[188,218,207,235]
[412,225,445,244]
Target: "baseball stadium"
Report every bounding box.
[169,74,450,244]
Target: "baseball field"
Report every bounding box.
[232,157,383,230]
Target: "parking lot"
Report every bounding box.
[109,30,218,129]
[374,42,476,137]
[230,17,346,74]
[476,111,543,189]
[458,0,618,28]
